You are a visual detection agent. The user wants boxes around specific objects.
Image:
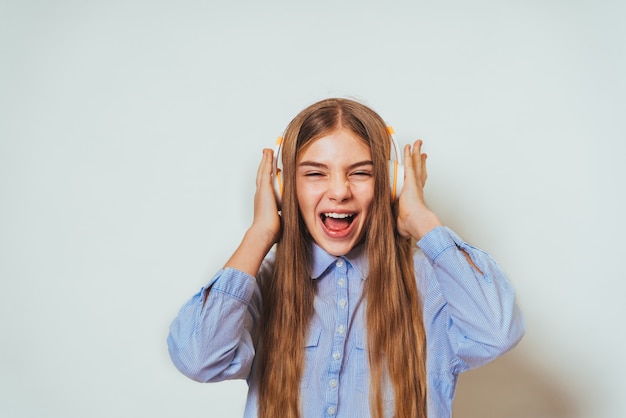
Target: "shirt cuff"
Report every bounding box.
[207,268,258,304]
[417,226,463,262]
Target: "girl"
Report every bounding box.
[167,98,524,418]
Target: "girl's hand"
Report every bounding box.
[396,140,442,240]
[250,148,281,245]
[223,149,281,276]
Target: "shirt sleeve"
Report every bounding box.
[167,266,263,383]
[416,226,525,372]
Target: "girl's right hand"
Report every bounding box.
[223,149,280,276]
[251,148,281,245]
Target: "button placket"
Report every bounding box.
[324,258,350,417]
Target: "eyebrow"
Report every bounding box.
[297,160,374,170]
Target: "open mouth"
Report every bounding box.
[321,212,355,232]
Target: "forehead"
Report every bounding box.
[297,129,371,162]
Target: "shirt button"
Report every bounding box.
[337,325,345,334]
[337,278,346,287]
[329,378,337,388]
[338,299,347,308]
[336,260,344,268]
[327,406,336,415]
[333,351,341,360]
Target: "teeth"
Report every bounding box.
[324,212,353,219]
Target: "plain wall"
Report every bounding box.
[1,1,625,417]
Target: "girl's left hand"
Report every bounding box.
[396,140,442,240]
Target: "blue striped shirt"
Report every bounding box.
[168,226,525,417]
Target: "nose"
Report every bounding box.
[327,175,351,202]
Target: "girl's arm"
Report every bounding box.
[397,140,481,272]
[397,140,524,365]
[167,149,281,382]
[167,267,263,382]
[416,227,525,369]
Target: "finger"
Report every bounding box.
[255,150,266,188]
[421,153,428,186]
[405,140,423,179]
[411,140,423,165]
[403,143,414,178]
[256,149,273,188]
[413,139,423,152]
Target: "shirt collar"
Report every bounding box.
[310,242,369,281]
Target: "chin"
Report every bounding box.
[322,244,354,257]
[314,234,364,257]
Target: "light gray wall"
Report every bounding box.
[1,1,624,417]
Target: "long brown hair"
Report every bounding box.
[258,98,427,418]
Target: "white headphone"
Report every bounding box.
[386,126,405,202]
[272,126,404,207]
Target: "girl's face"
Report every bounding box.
[296,128,375,256]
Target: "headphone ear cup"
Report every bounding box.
[388,161,404,201]
[272,137,284,208]
[395,164,404,201]
[386,126,404,201]
[273,166,283,208]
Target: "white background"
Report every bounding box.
[1,1,625,417]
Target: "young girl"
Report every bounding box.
[167,98,525,418]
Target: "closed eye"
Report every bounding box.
[349,170,373,180]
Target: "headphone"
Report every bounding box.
[272,126,404,207]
